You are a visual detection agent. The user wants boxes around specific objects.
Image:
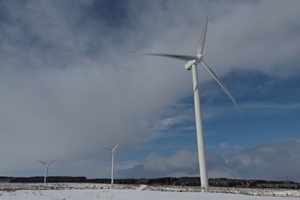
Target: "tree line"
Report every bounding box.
[1,176,299,189]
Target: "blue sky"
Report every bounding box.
[1,0,300,182]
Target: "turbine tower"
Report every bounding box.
[105,140,121,184]
[133,17,243,192]
[38,159,57,183]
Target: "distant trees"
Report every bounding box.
[1,176,299,189]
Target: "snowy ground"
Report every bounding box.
[1,183,300,199]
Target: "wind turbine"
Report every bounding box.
[133,17,243,192]
[38,159,57,183]
[105,140,121,184]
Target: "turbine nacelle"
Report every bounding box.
[184,60,195,70]
[184,55,203,70]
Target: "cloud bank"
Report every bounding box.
[120,140,300,182]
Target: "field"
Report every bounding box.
[1,183,300,199]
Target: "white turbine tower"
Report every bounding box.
[133,17,243,192]
[105,140,121,184]
[38,159,57,183]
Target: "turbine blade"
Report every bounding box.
[104,148,113,151]
[201,60,244,117]
[114,139,122,150]
[49,159,57,165]
[115,151,120,161]
[197,16,208,55]
[38,160,46,165]
[131,53,197,61]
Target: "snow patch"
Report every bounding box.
[136,184,147,191]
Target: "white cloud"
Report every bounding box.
[120,140,300,181]
[225,140,300,181]
[220,143,242,151]
[243,102,300,115]
[144,150,198,172]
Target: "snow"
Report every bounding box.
[1,183,299,200]
[136,184,148,191]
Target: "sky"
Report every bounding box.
[0,0,300,182]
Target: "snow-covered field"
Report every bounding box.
[1,183,299,199]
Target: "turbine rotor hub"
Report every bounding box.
[197,54,203,62]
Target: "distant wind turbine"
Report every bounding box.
[38,159,57,183]
[105,140,122,184]
[132,17,243,192]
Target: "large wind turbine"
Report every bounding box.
[133,17,243,192]
[105,140,121,184]
[38,159,57,183]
